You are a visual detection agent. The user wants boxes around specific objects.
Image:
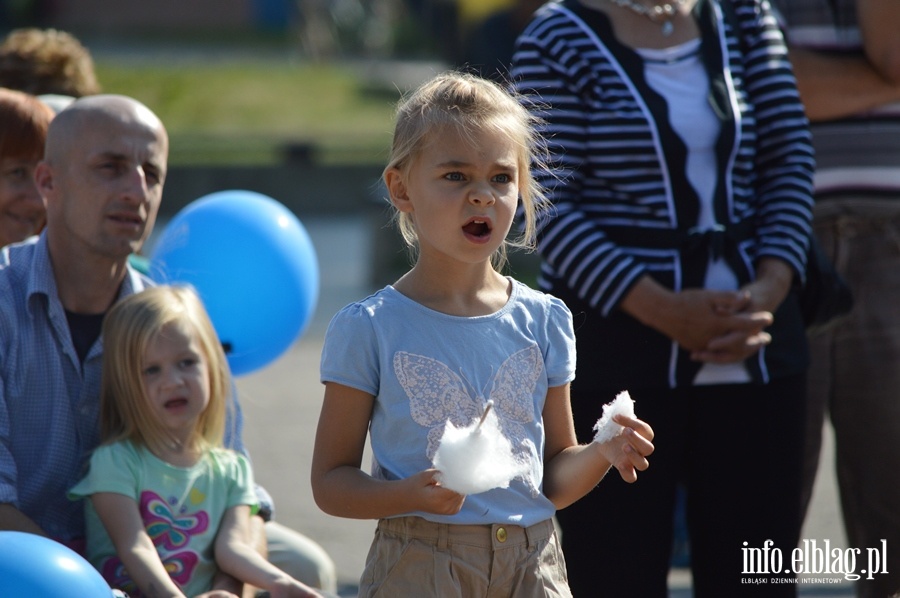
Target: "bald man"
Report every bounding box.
[0,95,166,545]
[0,95,336,594]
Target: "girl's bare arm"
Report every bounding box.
[311,382,464,519]
[92,492,186,598]
[214,505,320,597]
[542,385,654,510]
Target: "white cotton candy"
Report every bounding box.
[432,405,525,495]
[592,390,636,444]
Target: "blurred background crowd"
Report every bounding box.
[2,0,533,284]
[0,0,535,71]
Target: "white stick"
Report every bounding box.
[474,400,494,433]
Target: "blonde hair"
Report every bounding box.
[100,285,230,455]
[384,71,550,269]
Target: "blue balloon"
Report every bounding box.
[150,190,319,376]
[0,532,112,597]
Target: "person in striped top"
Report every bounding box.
[512,0,815,595]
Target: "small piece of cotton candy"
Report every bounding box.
[432,403,526,495]
[592,390,636,445]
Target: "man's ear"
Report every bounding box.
[384,167,413,213]
[34,161,54,199]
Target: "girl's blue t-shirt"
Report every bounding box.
[320,278,576,527]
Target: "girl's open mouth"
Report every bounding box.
[164,398,189,410]
[462,219,491,239]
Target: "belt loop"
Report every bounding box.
[525,522,539,551]
[438,522,448,551]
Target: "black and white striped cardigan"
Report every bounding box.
[511,0,815,387]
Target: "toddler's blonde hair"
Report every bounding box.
[100,285,230,455]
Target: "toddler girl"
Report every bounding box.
[71,285,320,598]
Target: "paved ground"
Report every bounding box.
[224,215,856,597]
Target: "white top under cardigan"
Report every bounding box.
[638,39,750,384]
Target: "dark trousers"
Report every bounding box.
[801,202,900,598]
[556,376,806,597]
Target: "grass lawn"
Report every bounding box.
[94,59,401,166]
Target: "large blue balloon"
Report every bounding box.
[0,532,113,597]
[150,190,319,376]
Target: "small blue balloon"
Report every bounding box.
[150,190,320,376]
[0,532,113,597]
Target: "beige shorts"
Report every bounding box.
[359,516,572,597]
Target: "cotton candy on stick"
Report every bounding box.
[592,390,636,444]
[432,400,526,495]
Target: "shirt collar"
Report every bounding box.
[25,232,152,317]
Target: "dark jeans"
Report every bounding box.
[557,376,806,597]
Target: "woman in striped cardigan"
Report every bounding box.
[512,0,814,595]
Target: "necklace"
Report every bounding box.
[605,0,688,36]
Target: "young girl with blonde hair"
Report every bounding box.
[312,71,656,597]
[71,285,320,598]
